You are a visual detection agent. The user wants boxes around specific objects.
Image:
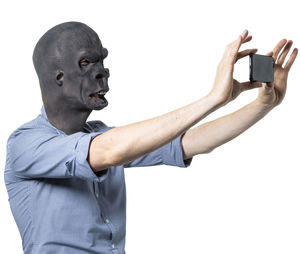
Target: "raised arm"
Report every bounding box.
[181,39,298,159]
[88,30,257,172]
[181,99,273,158]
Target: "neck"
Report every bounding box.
[44,104,92,135]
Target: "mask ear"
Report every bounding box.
[55,71,64,86]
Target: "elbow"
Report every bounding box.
[205,147,215,154]
[88,136,121,172]
[182,147,214,159]
[204,149,214,154]
[88,151,108,173]
[200,146,215,154]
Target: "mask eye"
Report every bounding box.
[79,58,90,67]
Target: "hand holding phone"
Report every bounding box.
[255,39,298,108]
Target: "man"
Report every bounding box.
[4,21,297,254]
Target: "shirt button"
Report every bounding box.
[105,219,110,223]
[95,193,99,198]
[112,243,115,249]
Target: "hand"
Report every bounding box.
[256,39,298,108]
[208,30,259,106]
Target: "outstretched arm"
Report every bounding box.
[181,99,272,159]
[89,30,256,171]
[181,39,298,159]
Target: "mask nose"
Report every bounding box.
[95,68,110,91]
[95,68,110,80]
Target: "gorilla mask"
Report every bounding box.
[32,21,110,134]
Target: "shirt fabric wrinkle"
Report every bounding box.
[4,105,193,254]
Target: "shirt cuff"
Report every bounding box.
[162,134,193,168]
[69,132,109,182]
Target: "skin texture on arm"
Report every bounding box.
[89,95,220,170]
[181,38,298,159]
[181,99,272,159]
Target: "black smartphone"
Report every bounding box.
[249,53,274,83]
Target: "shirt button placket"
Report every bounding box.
[97,185,117,252]
[93,182,99,199]
[101,213,114,246]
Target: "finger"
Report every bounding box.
[284,48,298,71]
[233,30,248,49]
[224,36,242,65]
[263,82,274,91]
[236,48,257,61]
[223,30,249,65]
[272,39,287,62]
[277,40,293,65]
[265,51,273,57]
[242,35,252,44]
[226,31,248,62]
[240,81,262,92]
[241,29,248,42]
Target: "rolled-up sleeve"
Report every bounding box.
[161,134,193,168]
[124,134,193,168]
[6,129,107,182]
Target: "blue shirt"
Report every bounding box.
[4,105,192,254]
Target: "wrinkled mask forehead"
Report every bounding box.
[54,26,107,67]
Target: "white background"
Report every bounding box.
[1,0,299,253]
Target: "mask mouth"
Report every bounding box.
[89,89,108,103]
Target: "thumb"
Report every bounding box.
[262,82,274,92]
[240,81,262,92]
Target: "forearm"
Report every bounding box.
[181,99,273,159]
[89,95,221,171]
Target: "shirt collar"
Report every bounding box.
[40,105,92,134]
[41,105,48,120]
[40,105,66,135]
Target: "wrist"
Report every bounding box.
[252,99,275,112]
[205,92,226,108]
